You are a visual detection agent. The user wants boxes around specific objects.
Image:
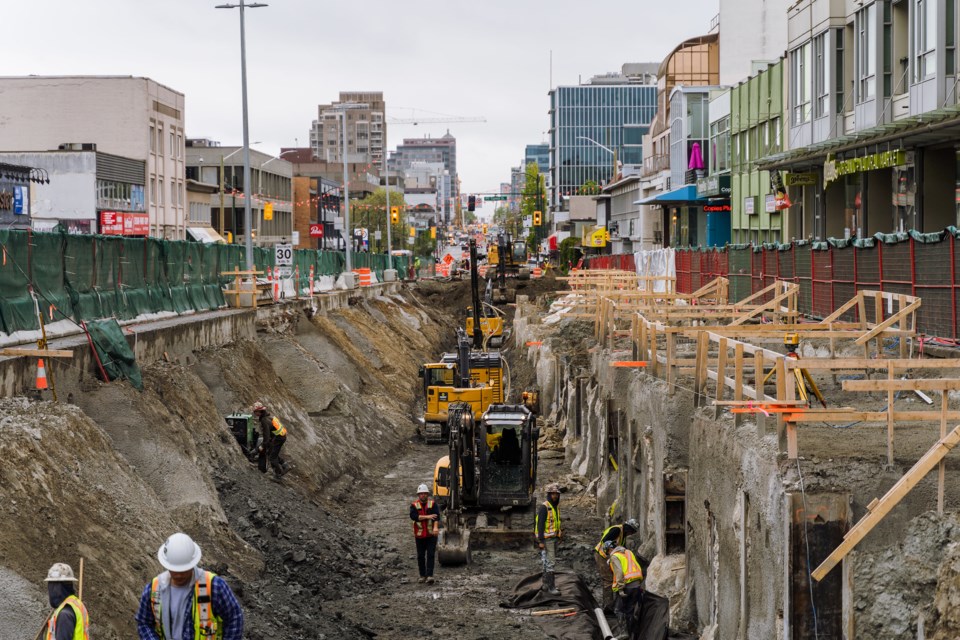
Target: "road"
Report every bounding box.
[325,435,600,638]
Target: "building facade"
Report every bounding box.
[389,133,458,223]
[548,64,659,222]
[310,92,386,172]
[0,76,185,239]
[762,0,960,239]
[524,144,549,172]
[730,60,789,244]
[0,149,147,236]
[718,0,790,85]
[185,140,293,247]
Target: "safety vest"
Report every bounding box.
[594,524,625,558]
[412,498,437,538]
[609,549,644,592]
[534,500,561,539]
[271,417,287,437]
[46,595,89,640]
[150,571,224,640]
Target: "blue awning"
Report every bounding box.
[634,184,701,205]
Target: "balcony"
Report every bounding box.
[642,154,670,177]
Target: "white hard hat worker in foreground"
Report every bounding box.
[44,562,90,640]
[134,532,244,639]
[410,483,441,584]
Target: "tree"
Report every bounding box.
[520,163,547,243]
[578,180,601,196]
[463,209,477,225]
[353,188,407,253]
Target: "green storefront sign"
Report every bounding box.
[825,149,907,187]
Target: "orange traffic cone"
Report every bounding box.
[36,358,49,390]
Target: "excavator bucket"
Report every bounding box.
[437,527,471,566]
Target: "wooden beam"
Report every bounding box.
[0,348,73,358]
[786,410,960,422]
[811,424,960,582]
[855,299,922,346]
[842,379,960,392]
[785,358,960,371]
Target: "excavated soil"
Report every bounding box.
[1,278,595,640]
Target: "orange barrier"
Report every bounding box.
[478,265,489,277]
[532,267,543,278]
[354,267,372,287]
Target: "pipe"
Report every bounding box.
[594,608,617,640]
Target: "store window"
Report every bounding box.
[710,116,731,173]
[844,173,863,237]
[893,163,916,232]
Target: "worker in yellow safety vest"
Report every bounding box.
[533,483,563,596]
[594,518,640,613]
[604,540,645,638]
[253,401,290,479]
[135,532,244,639]
[44,563,89,640]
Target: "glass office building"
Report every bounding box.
[525,144,549,171]
[548,72,657,211]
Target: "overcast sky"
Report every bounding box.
[2,0,718,195]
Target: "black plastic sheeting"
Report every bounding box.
[501,573,696,640]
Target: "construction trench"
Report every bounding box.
[4,272,960,638]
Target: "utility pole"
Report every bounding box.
[216,0,267,270]
[341,109,352,270]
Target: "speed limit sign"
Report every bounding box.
[274,243,293,266]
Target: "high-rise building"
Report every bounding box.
[389,132,458,224]
[0,76,186,239]
[309,92,386,172]
[548,64,658,218]
[525,144,549,171]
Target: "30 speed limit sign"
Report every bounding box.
[274,243,293,266]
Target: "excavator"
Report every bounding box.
[419,328,504,443]
[463,238,506,348]
[487,232,529,305]
[434,400,539,565]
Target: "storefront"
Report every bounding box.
[761,109,960,239]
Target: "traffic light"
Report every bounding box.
[390,206,399,224]
[409,226,416,237]
[533,210,542,226]
[468,195,476,212]
[430,226,437,239]
[482,224,488,234]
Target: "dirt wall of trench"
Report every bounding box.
[0,287,452,639]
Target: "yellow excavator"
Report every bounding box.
[434,401,539,565]
[419,329,504,443]
[464,238,506,348]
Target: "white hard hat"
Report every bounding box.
[44,563,78,583]
[157,533,202,572]
[417,484,430,494]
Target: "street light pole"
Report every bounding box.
[218,145,254,241]
[216,0,267,270]
[341,110,352,271]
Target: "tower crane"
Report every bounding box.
[387,116,486,125]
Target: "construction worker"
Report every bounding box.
[410,483,441,584]
[252,401,289,479]
[44,563,89,640]
[534,483,563,596]
[594,518,640,613]
[604,540,645,638]
[135,532,244,640]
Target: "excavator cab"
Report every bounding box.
[437,403,539,566]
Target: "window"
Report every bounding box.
[856,3,877,102]
[177,133,183,158]
[814,33,829,118]
[915,0,936,81]
[837,28,847,113]
[771,117,782,152]
[150,175,157,205]
[948,0,957,75]
[791,42,812,125]
[149,125,156,153]
[883,0,893,98]
[170,131,175,157]
[710,116,731,173]
[158,175,164,206]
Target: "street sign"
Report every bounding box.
[275,243,293,266]
[484,195,507,201]
[292,231,300,245]
[309,224,324,238]
[277,266,293,277]
[374,229,382,240]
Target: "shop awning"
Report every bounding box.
[634,184,701,205]
[187,226,227,244]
